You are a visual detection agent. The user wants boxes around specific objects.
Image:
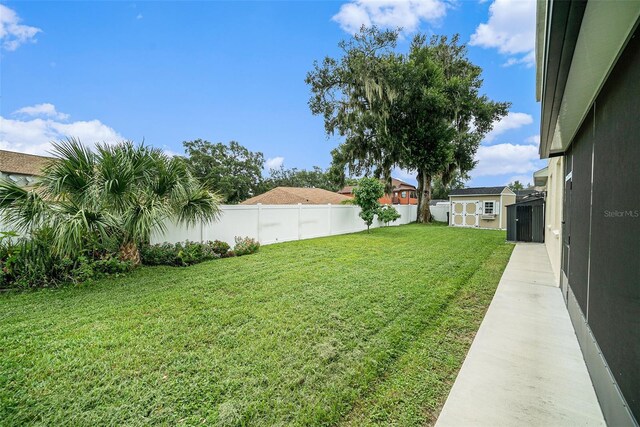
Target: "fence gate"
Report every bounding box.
[450,200,480,227]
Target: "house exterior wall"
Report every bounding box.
[554,25,640,424]
[544,156,564,284]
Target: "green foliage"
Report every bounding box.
[262,165,342,193]
[0,225,512,425]
[233,236,260,256]
[378,205,401,226]
[0,229,132,289]
[210,240,231,258]
[0,139,221,264]
[139,241,221,267]
[183,139,265,204]
[306,28,509,222]
[432,171,467,199]
[508,180,531,191]
[353,177,384,231]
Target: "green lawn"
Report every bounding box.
[0,224,513,426]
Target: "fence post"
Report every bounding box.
[328,204,332,236]
[257,204,262,243]
[298,203,302,240]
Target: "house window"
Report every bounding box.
[401,191,407,198]
[484,201,495,214]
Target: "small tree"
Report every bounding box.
[377,205,401,226]
[508,180,525,191]
[353,177,384,232]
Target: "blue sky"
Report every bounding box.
[0,0,545,187]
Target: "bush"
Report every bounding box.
[139,241,221,267]
[211,240,231,257]
[0,230,133,290]
[378,205,401,226]
[233,236,260,256]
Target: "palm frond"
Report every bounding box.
[0,180,50,233]
[39,138,96,203]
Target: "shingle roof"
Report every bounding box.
[0,150,54,177]
[337,185,355,195]
[338,177,416,195]
[449,186,509,196]
[241,187,352,205]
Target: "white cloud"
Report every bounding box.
[0,4,42,51]
[265,156,284,170]
[484,112,533,142]
[525,134,540,145]
[136,14,143,20]
[332,0,449,34]
[0,106,124,156]
[472,142,539,177]
[470,0,536,67]
[13,103,70,121]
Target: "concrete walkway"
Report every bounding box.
[436,243,605,426]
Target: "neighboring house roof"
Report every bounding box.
[338,178,416,195]
[0,150,53,177]
[390,178,416,191]
[241,187,352,205]
[449,186,514,196]
[515,189,537,201]
[429,199,447,206]
[337,185,355,195]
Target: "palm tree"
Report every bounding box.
[0,138,221,264]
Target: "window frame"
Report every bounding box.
[484,201,495,215]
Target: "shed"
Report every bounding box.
[448,186,516,230]
[506,195,545,242]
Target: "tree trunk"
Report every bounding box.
[119,241,141,266]
[417,170,432,223]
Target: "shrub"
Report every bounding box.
[378,205,401,226]
[0,230,134,290]
[211,240,231,257]
[139,241,221,267]
[233,236,260,256]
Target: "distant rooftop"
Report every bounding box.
[0,150,54,177]
[241,187,351,205]
[338,177,416,195]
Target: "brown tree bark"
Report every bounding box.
[417,170,432,223]
[119,241,141,265]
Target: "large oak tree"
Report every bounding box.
[306,28,508,222]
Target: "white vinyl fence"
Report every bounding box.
[152,204,421,246]
[429,202,450,222]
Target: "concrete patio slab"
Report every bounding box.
[436,243,605,427]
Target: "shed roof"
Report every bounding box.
[0,150,54,177]
[449,186,513,196]
[241,187,352,205]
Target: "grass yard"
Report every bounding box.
[0,224,513,426]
